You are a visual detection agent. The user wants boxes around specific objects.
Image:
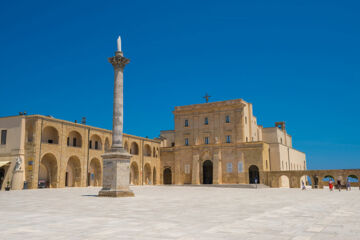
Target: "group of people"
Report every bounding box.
[301,178,355,191]
[328,179,352,191]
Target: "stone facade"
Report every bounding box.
[0,115,160,190]
[158,99,306,185]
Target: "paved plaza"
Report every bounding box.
[1,186,359,240]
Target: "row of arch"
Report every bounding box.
[40,126,160,157]
[160,161,261,185]
[41,126,108,150]
[124,141,159,158]
[277,174,359,188]
[39,153,102,188]
[130,162,157,185]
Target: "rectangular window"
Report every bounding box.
[1,130,7,145]
[226,135,231,143]
[47,139,53,144]
[226,162,233,173]
[204,137,209,144]
[185,138,189,146]
[185,164,190,174]
[184,119,189,127]
[73,138,77,147]
[89,140,92,149]
[67,137,70,146]
[238,162,243,173]
[204,117,208,125]
[226,115,230,123]
[95,141,98,149]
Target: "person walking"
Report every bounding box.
[301,180,306,190]
[329,180,334,191]
[346,179,351,191]
[337,180,341,192]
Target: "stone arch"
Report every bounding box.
[347,175,359,187]
[67,131,82,147]
[89,158,102,187]
[65,156,82,187]
[143,144,151,157]
[130,162,139,185]
[163,168,172,184]
[153,167,157,185]
[130,142,139,155]
[39,153,58,188]
[89,134,102,150]
[144,163,152,185]
[41,126,59,144]
[279,175,290,188]
[249,165,260,184]
[300,175,312,188]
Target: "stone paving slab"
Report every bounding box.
[0,186,359,240]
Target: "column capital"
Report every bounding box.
[108,52,130,69]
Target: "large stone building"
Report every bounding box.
[0,115,160,190]
[159,99,306,185]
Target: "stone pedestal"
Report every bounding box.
[11,170,24,190]
[98,148,134,197]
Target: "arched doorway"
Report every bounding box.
[89,158,101,187]
[39,153,58,188]
[65,156,81,187]
[130,162,139,185]
[249,165,259,184]
[144,163,152,185]
[0,168,5,189]
[202,160,213,184]
[279,175,290,188]
[163,168,172,184]
[300,175,312,188]
[153,167,157,185]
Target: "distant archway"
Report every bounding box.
[39,153,58,188]
[89,158,101,186]
[249,165,260,184]
[144,163,152,185]
[163,168,172,185]
[279,175,290,188]
[65,156,81,187]
[130,162,139,185]
[202,160,213,184]
[300,175,312,188]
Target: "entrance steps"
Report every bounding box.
[189,184,270,189]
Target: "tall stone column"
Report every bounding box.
[98,39,134,197]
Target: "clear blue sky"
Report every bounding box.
[0,1,359,170]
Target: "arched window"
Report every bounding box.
[42,126,59,144]
[130,142,139,155]
[143,144,151,157]
[67,131,82,147]
[89,134,102,150]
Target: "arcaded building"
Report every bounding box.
[0,115,160,190]
[159,99,306,185]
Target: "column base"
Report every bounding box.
[98,189,134,198]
